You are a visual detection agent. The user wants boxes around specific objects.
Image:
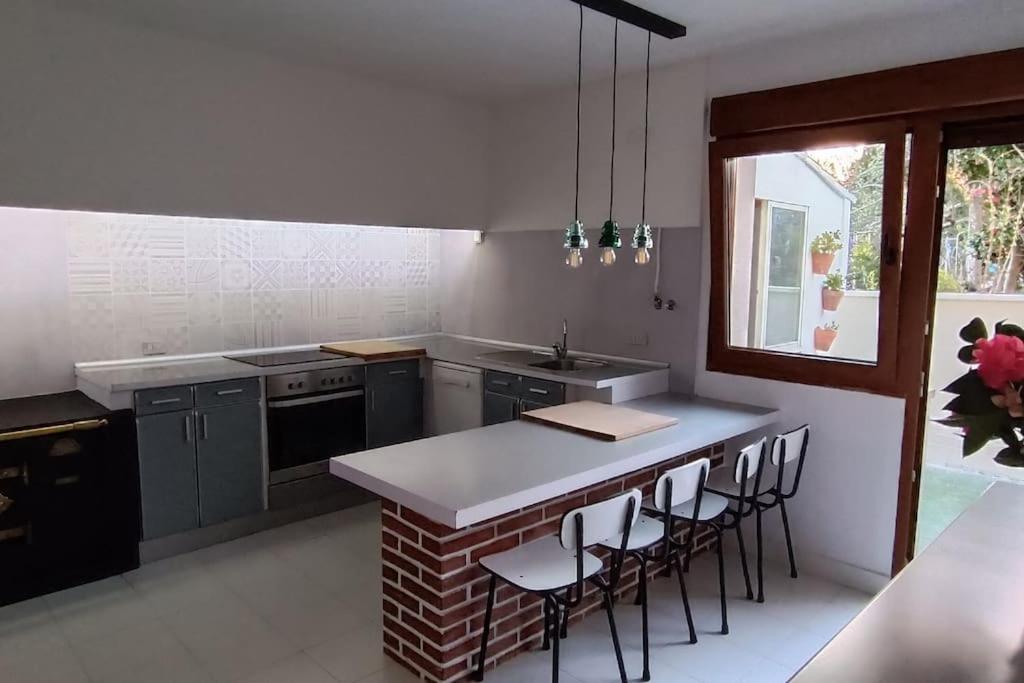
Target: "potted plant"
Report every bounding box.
[821,272,845,311]
[939,318,1024,466]
[813,321,839,352]
[810,230,843,275]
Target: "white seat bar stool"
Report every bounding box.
[596,458,713,681]
[755,425,810,602]
[704,437,768,601]
[473,489,642,683]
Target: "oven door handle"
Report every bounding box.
[268,389,364,409]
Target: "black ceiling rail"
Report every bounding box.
[568,0,686,39]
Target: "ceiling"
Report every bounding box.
[61,0,978,100]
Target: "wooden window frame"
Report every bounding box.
[705,48,1024,577]
[708,121,907,395]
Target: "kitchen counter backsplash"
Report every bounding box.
[65,211,446,362]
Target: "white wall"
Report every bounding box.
[696,0,1024,589]
[0,1,488,230]
[487,60,706,231]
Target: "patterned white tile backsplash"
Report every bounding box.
[66,213,441,361]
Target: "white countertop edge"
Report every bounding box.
[330,407,780,530]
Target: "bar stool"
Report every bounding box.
[594,457,728,681]
[473,489,641,683]
[704,437,768,601]
[755,425,810,602]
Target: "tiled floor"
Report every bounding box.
[0,503,869,683]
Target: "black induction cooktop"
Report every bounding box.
[228,350,349,367]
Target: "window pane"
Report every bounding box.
[726,144,885,362]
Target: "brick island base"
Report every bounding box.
[379,442,726,682]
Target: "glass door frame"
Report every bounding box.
[759,200,809,350]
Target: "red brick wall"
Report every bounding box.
[380,443,726,683]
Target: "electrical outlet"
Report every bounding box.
[628,333,648,347]
[142,341,166,356]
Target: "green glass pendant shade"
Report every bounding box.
[597,219,621,249]
[564,219,587,268]
[632,223,653,265]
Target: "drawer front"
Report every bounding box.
[483,371,520,396]
[367,360,421,385]
[195,378,260,408]
[134,385,194,416]
[519,376,565,404]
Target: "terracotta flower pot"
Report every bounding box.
[814,327,838,352]
[811,251,835,275]
[821,288,844,312]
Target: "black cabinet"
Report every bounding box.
[482,371,565,425]
[135,378,263,540]
[197,402,264,526]
[137,411,199,539]
[0,393,139,607]
[367,361,424,449]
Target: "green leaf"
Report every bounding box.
[996,322,1024,341]
[959,317,988,343]
[994,447,1024,467]
[961,412,1007,455]
[943,370,983,395]
[957,344,977,364]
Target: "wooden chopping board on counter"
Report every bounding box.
[520,400,678,441]
[320,340,426,361]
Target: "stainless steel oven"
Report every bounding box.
[266,366,366,485]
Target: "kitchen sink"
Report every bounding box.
[529,358,605,372]
[476,350,608,373]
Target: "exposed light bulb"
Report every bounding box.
[566,248,583,269]
[635,247,650,265]
[600,247,616,267]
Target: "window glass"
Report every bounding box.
[726,144,886,362]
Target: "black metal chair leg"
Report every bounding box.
[716,527,729,635]
[633,555,645,606]
[602,590,629,683]
[473,575,497,681]
[672,552,697,644]
[542,593,552,651]
[735,523,754,600]
[560,588,571,639]
[755,506,765,603]
[780,498,799,579]
[549,597,561,683]
[640,563,651,681]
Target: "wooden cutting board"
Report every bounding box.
[520,400,678,441]
[320,340,426,361]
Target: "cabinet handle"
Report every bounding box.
[370,390,376,411]
[0,525,27,543]
[441,380,471,388]
[54,475,80,487]
[183,415,192,443]
[216,388,244,396]
[200,414,209,440]
[388,369,408,376]
[150,397,182,405]
[0,465,23,482]
[0,419,107,443]
[492,380,510,387]
[527,387,549,395]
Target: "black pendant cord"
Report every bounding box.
[609,19,618,220]
[641,30,650,225]
[574,4,583,221]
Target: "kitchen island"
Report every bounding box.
[330,394,779,682]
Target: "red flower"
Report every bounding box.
[973,334,1024,390]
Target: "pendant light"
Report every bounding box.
[564,5,587,269]
[632,31,654,265]
[597,19,621,267]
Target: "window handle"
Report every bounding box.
[881,233,898,266]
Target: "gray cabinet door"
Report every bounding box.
[483,390,519,426]
[367,379,423,449]
[136,411,199,539]
[196,402,264,527]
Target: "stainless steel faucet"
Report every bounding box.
[552,319,568,359]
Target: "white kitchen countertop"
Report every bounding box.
[74,334,666,396]
[330,393,780,529]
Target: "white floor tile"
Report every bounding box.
[0,503,871,683]
[238,653,335,683]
